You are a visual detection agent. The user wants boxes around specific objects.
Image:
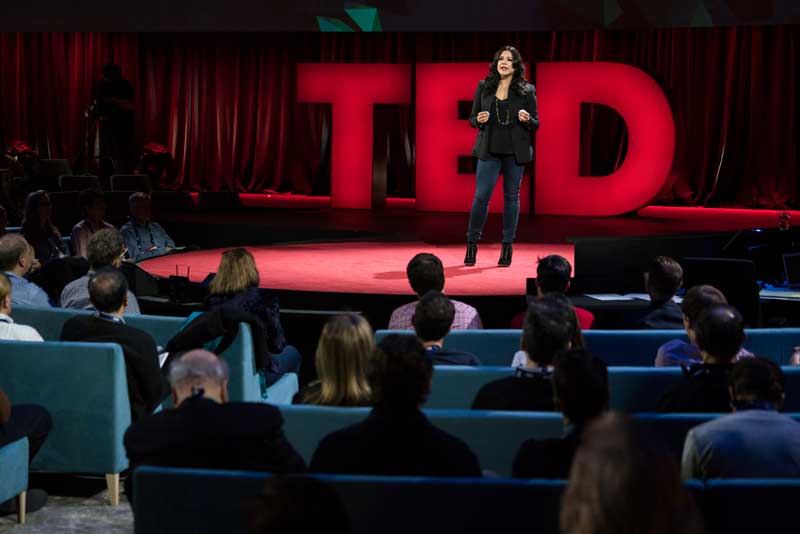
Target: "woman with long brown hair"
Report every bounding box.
[294,314,376,407]
[21,190,67,265]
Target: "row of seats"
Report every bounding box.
[132,466,800,534]
[375,329,800,366]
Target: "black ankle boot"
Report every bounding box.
[464,242,478,265]
[498,243,513,267]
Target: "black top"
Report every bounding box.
[488,98,514,155]
[657,363,734,413]
[513,425,584,479]
[124,396,306,498]
[60,315,168,421]
[426,346,482,366]
[22,229,67,266]
[635,300,685,329]
[471,368,555,412]
[309,404,482,477]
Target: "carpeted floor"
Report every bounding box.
[138,241,575,296]
[0,493,132,534]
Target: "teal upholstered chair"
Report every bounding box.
[0,341,131,505]
[427,366,509,409]
[132,467,567,534]
[279,405,563,477]
[0,438,29,524]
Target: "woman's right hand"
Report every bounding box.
[476,111,490,124]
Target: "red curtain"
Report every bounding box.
[0,28,797,207]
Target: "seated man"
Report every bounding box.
[472,293,577,411]
[513,349,608,478]
[120,192,176,261]
[60,268,167,421]
[0,386,52,517]
[656,285,752,367]
[412,290,481,366]
[124,350,305,499]
[70,188,115,258]
[0,273,43,341]
[657,304,745,413]
[682,357,800,480]
[0,234,51,308]
[633,256,684,329]
[510,255,594,330]
[310,335,481,477]
[388,253,481,330]
[60,229,140,315]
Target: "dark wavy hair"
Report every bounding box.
[482,46,529,97]
[21,190,60,238]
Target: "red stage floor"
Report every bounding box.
[138,242,575,296]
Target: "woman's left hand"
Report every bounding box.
[518,109,531,123]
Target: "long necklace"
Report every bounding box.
[495,97,511,126]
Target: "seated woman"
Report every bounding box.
[20,190,67,265]
[294,314,376,407]
[206,248,300,385]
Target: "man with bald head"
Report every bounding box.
[124,350,305,500]
[658,304,747,413]
[0,233,51,307]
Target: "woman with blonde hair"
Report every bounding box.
[207,247,300,385]
[294,314,376,406]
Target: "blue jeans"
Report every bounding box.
[466,155,524,243]
[265,345,302,386]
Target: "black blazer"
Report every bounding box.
[60,315,168,422]
[469,80,539,164]
[124,396,306,499]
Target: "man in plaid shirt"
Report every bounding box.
[388,253,482,330]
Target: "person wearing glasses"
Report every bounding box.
[60,228,141,315]
[120,192,176,261]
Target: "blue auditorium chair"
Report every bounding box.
[0,438,29,524]
[703,479,800,534]
[0,341,130,505]
[132,467,567,534]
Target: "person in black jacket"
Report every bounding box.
[657,304,745,413]
[309,335,481,477]
[60,268,167,421]
[465,46,539,267]
[413,290,481,366]
[124,350,305,503]
[472,293,578,411]
[513,349,608,478]
[633,256,684,329]
[206,248,300,385]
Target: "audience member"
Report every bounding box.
[60,268,167,420]
[561,413,702,534]
[71,188,115,258]
[472,294,577,411]
[388,253,482,330]
[413,291,481,366]
[207,247,300,385]
[249,476,349,534]
[634,256,684,329]
[0,234,51,308]
[0,272,42,341]
[657,304,745,412]
[510,255,594,330]
[125,350,305,500]
[120,192,175,261]
[294,314,376,406]
[309,335,481,477]
[513,349,608,478]
[682,357,800,480]
[656,284,752,367]
[60,229,140,314]
[0,386,52,517]
[20,190,67,265]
